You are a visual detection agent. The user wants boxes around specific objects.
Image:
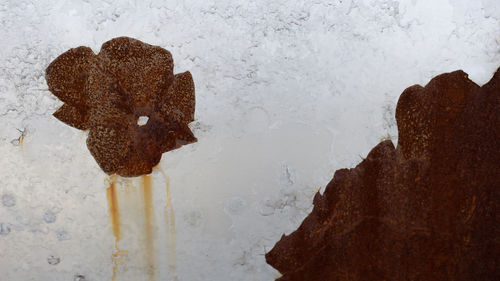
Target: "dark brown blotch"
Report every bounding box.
[45,37,197,177]
[266,67,500,281]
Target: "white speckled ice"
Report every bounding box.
[0,0,498,280]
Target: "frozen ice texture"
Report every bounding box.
[0,223,11,235]
[43,210,57,224]
[1,193,16,207]
[47,255,61,265]
[0,0,498,280]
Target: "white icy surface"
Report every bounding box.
[0,0,499,280]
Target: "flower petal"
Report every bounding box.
[98,37,174,109]
[45,46,95,107]
[159,71,196,123]
[53,103,90,130]
[162,119,197,152]
[47,37,197,177]
[117,145,156,177]
[86,119,130,174]
[171,122,197,148]
[87,79,135,128]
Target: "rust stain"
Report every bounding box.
[19,134,24,149]
[265,69,500,280]
[45,37,197,177]
[165,177,178,280]
[110,245,128,281]
[106,176,125,281]
[165,179,176,238]
[158,168,178,280]
[124,180,134,194]
[106,179,121,241]
[16,128,26,152]
[141,175,156,280]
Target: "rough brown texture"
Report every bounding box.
[46,37,196,177]
[266,69,500,281]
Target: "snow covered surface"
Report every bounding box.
[0,0,498,280]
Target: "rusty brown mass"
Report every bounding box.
[266,69,500,280]
[46,37,196,177]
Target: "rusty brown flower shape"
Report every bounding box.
[45,37,197,177]
[266,68,500,280]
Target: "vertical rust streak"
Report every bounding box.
[164,178,178,280]
[158,168,178,280]
[165,179,176,237]
[142,175,156,280]
[19,134,24,150]
[106,177,123,281]
[110,246,127,281]
[106,180,121,241]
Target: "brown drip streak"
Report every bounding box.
[106,179,121,241]
[106,177,125,281]
[141,175,156,280]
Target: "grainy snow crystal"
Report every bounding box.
[0,0,498,280]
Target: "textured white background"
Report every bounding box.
[0,0,499,280]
